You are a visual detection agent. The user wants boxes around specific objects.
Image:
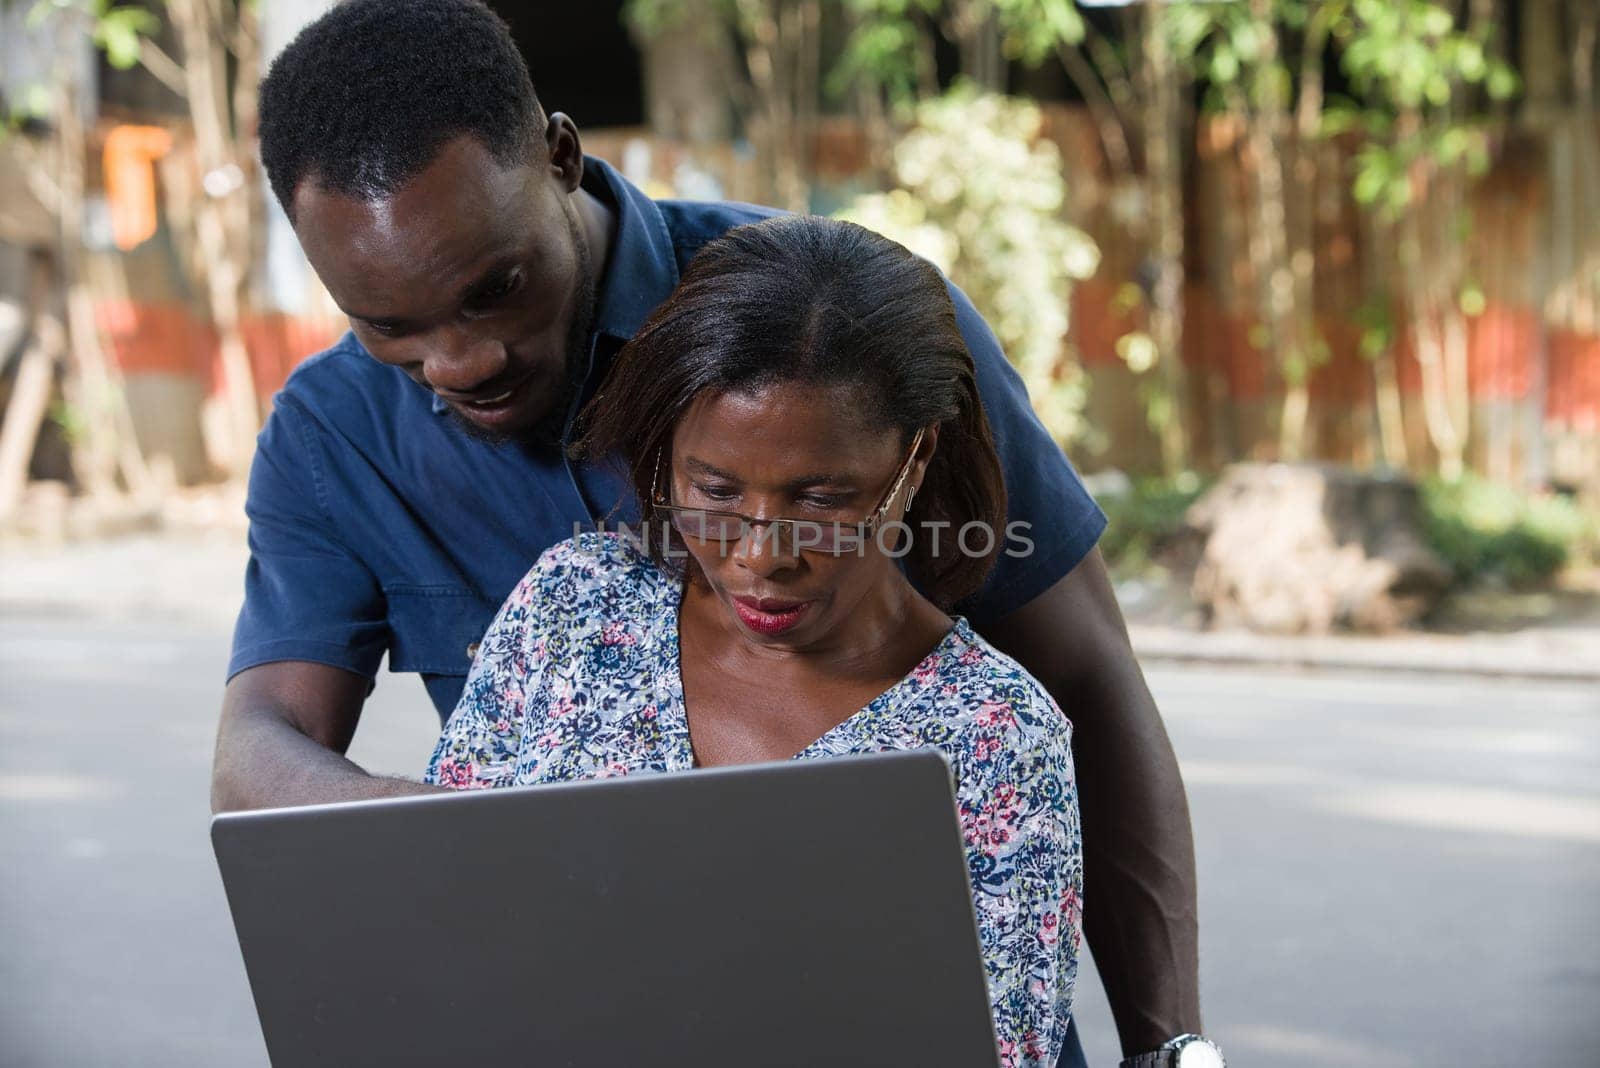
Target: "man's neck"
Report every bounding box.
[573,186,617,307]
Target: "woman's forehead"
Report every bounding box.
[673,383,900,477]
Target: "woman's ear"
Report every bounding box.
[910,423,940,496]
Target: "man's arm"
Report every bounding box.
[977,547,1201,1057]
[211,661,443,812]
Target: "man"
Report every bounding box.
[214,2,1216,1066]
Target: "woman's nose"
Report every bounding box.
[423,326,509,396]
[733,519,799,577]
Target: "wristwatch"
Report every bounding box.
[1119,1033,1226,1068]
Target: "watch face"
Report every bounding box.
[1175,1039,1226,1068]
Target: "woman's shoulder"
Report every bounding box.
[506,531,672,618]
[934,620,1073,751]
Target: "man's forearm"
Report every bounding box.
[212,662,444,812]
[211,710,441,812]
[1072,671,1202,1054]
[978,552,1202,1056]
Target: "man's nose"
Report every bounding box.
[423,326,509,395]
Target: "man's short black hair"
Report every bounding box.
[258,0,544,217]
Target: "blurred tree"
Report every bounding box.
[4,0,263,493]
[1113,0,1514,476]
[1169,0,1345,463]
[163,0,263,481]
[624,0,1536,482]
[625,0,823,211]
[836,86,1102,446]
[1135,0,1191,477]
[839,0,1197,475]
[2,0,157,516]
[1333,0,1518,479]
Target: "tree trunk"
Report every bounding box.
[736,0,813,211]
[169,0,260,479]
[54,61,150,501]
[1400,157,1468,480]
[1367,217,1410,470]
[1284,3,1335,461]
[947,0,1003,92]
[1141,0,1189,476]
[1055,39,1134,180]
[0,255,61,522]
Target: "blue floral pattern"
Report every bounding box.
[427,533,1081,1067]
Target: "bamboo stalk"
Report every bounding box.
[1141,0,1189,476]
[169,0,261,477]
[0,256,62,522]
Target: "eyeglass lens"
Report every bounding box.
[666,510,867,554]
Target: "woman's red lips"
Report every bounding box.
[731,596,812,635]
[744,597,803,612]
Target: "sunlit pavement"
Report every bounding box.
[2,616,1596,1067]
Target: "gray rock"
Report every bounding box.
[1186,464,1453,634]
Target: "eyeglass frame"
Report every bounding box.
[648,427,927,556]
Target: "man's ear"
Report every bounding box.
[545,112,585,193]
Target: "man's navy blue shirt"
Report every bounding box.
[230,158,1107,720]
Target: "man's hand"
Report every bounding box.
[977,548,1202,1056]
[211,661,444,812]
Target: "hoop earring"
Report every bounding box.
[905,485,917,512]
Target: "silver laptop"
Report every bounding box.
[212,748,1002,1067]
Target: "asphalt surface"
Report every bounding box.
[2,615,1597,1067]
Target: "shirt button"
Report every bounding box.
[466,642,480,661]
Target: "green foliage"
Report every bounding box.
[26,0,158,69]
[48,399,88,446]
[1333,0,1518,218]
[1353,296,1395,360]
[1421,475,1600,588]
[94,2,157,69]
[831,0,1088,104]
[835,84,1101,445]
[621,0,704,37]
[829,0,941,106]
[1097,474,1208,578]
[1338,0,1515,110]
[989,0,1087,65]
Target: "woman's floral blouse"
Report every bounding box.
[426,533,1082,1068]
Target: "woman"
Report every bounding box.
[426,215,1080,1068]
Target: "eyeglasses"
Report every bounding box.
[650,428,925,556]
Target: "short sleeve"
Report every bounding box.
[959,700,1082,1068]
[949,284,1107,626]
[227,397,388,682]
[424,560,552,789]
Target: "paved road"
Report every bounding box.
[2,616,1596,1067]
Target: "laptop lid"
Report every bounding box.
[212,748,1001,1067]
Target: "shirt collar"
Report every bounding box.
[583,155,680,342]
[429,155,677,417]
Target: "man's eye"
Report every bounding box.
[479,270,523,301]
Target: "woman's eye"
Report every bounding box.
[798,494,844,510]
[693,484,737,503]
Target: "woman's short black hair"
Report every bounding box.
[257,0,543,217]
[575,215,1009,609]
